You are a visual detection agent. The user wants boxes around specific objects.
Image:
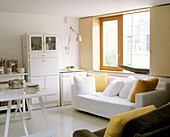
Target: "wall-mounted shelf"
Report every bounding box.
[0,73,27,83]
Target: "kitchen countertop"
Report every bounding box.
[59,69,87,73]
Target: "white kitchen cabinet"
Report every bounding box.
[22,34,59,108]
[28,35,43,52]
[28,34,57,53]
[30,77,45,104]
[30,75,59,106]
[60,71,87,106]
[61,78,74,105]
[44,35,57,52]
[45,75,59,104]
[29,58,58,77]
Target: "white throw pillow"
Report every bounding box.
[127,80,138,101]
[119,76,137,99]
[103,80,124,97]
[74,76,96,95]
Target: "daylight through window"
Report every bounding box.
[100,11,150,71]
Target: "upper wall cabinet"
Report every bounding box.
[28,34,57,53]
[44,35,57,51]
[29,35,43,52]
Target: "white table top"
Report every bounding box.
[0,84,56,101]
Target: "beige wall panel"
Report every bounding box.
[150,5,170,77]
[92,17,100,70]
[80,18,93,70]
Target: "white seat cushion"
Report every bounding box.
[72,93,135,118]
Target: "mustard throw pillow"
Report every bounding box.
[104,105,156,137]
[87,73,108,92]
[130,78,159,103]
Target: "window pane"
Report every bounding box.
[123,11,150,69]
[103,20,118,67]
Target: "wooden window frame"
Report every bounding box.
[100,15,123,71]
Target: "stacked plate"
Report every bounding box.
[24,84,40,94]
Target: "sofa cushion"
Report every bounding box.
[134,125,170,137]
[103,80,124,97]
[104,105,156,137]
[121,103,170,137]
[130,78,159,103]
[74,76,96,95]
[87,73,108,92]
[119,76,137,99]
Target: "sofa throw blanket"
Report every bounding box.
[121,103,170,137]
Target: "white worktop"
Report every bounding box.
[0,84,56,101]
[59,69,87,73]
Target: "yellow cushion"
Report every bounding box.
[130,78,159,103]
[104,105,156,137]
[87,73,108,92]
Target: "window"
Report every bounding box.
[123,11,150,69]
[100,11,150,71]
[100,15,123,71]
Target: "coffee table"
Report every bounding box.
[0,84,55,137]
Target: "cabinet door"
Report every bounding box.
[43,58,58,76]
[61,77,74,105]
[30,77,45,105]
[29,58,58,77]
[44,35,57,52]
[45,75,59,106]
[29,35,43,52]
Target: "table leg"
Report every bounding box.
[17,100,29,136]
[13,100,20,118]
[4,100,12,137]
[38,97,54,137]
[26,98,32,119]
[22,99,26,112]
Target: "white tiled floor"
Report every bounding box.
[0,105,109,137]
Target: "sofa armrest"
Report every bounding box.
[73,129,98,137]
[135,89,168,108]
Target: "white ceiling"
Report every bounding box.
[0,0,169,17]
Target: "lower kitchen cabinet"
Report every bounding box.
[60,71,87,106]
[30,75,59,107]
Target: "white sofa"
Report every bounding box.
[71,76,170,119]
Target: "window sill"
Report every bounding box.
[91,69,149,77]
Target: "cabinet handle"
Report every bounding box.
[42,60,46,62]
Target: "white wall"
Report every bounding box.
[0,12,80,69]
